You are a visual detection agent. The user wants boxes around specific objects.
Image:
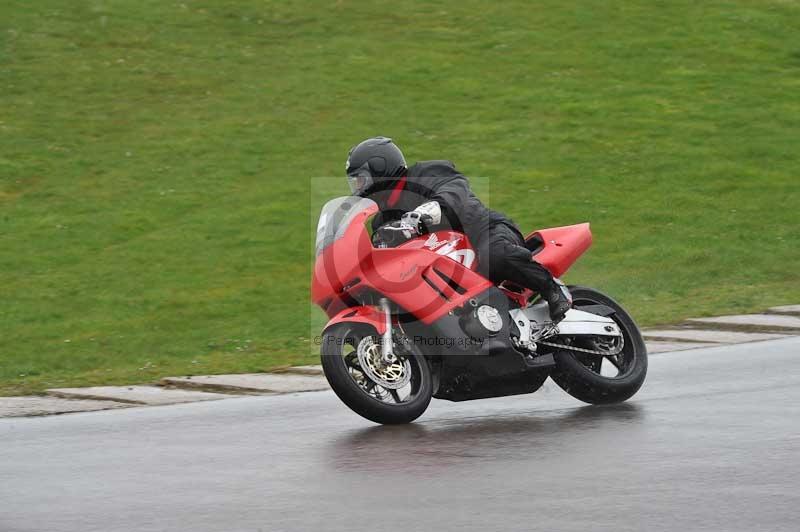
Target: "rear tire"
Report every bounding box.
[550,286,648,404]
[321,323,433,424]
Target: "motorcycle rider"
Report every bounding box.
[346,136,571,321]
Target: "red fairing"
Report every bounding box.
[362,247,491,324]
[312,209,491,324]
[499,283,535,307]
[312,198,592,331]
[525,223,592,278]
[324,305,386,335]
[311,203,379,313]
[396,231,478,271]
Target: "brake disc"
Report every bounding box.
[356,337,412,390]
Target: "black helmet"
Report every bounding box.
[345,137,407,195]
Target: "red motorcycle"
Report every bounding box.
[312,196,647,424]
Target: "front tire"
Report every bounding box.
[321,323,433,424]
[550,286,648,404]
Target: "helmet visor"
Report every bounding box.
[346,164,373,195]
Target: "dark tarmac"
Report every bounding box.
[2,337,799,532]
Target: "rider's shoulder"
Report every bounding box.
[407,160,460,178]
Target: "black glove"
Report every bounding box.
[376,220,419,247]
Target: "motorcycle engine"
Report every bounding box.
[461,304,503,339]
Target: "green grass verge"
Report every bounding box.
[2,1,799,395]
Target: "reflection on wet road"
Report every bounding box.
[327,403,645,474]
[2,338,799,532]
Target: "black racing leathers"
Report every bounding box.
[362,160,556,293]
[475,223,555,294]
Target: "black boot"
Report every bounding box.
[543,281,571,322]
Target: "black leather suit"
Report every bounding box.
[362,160,556,293]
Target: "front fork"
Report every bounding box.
[379,298,396,364]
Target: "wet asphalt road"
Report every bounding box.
[2,337,799,532]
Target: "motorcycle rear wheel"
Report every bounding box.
[550,286,648,404]
[320,323,433,424]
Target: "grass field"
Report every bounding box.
[2,1,799,395]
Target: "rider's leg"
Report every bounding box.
[477,225,571,321]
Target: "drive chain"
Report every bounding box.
[537,339,624,356]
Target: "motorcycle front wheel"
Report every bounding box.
[550,286,648,405]
[320,323,433,425]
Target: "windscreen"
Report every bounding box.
[315,196,377,256]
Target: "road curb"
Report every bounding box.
[161,373,329,395]
[3,305,798,418]
[0,396,132,418]
[764,305,800,315]
[46,385,238,406]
